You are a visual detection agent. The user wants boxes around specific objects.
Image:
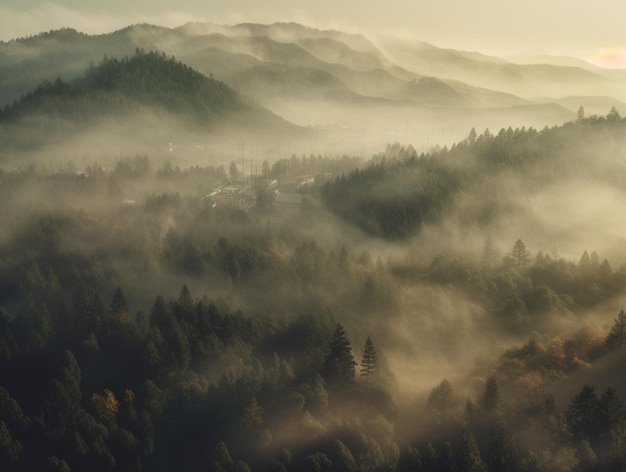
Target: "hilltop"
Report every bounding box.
[322,108,626,241]
[0,50,300,155]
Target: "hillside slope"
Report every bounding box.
[322,110,626,240]
[0,50,301,153]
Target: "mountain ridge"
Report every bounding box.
[3,22,622,108]
[1,50,271,123]
[1,21,623,156]
[0,50,302,154]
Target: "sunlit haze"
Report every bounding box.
[3,1,626,471]
[1,0,626,65]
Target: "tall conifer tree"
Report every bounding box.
[323,324,356,388]
[360,336,377,380]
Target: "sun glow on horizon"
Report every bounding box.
[592,48,626,69]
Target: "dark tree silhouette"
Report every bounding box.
[456,431,487,472]
[507,239,532,269]
[488,431,517,472]
[428,379,457,417]
[213,442,234,472]
[605,310,626,350]
[323,324,356,388]
[109,286,129,324]
[597,387,623,436]
[566,384,598,439]
[481,376,500,412]
[397,446,421,472]
[360,336,377,380]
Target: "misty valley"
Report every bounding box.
[2,22,626,472]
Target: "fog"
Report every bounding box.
[3,122,625,381]
[2,18,626,472]
[4,1,626,63]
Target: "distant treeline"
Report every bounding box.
[322,108,626,239]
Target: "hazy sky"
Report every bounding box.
[1,0,625,66]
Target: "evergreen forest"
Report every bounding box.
[2,105,626,471]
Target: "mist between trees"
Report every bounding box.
[2,111,626,471]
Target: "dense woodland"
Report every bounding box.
[0,50,298,156]
[0,50,245,124]
[322,108,626,240]
[1,110,626,471]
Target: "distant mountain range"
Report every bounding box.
[1,22,624,156]
[2,22,624,109]
[376,38,625,100]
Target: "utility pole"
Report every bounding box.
[406,119,408,144]
[241,141,245,195]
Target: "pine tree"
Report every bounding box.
[329,439,358,472]
[428,379,457,417]
[456,431,487,472]
[465,398,477,425]
[110,286,130,324]
[438,442,455,471]
[0,386,30,433]
[566,384,598,439]
[397,446,421,472]
[323,324,356,388]
[243,397,264,429]
[468,127,478,144]
[421,443,437,471]
[608,106,621,121]
[488,431,517,472]
[507,239,532,269]
[597,387,623,436]
[178,284,193,308]
[360,336,377,380]
[605,310,626,350]
[39,350,82,439]
[481,376,500,412]
[213,442,234,472]
[579,250,590,266]
[577,440,597,471]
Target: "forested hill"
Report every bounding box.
[322,108,626,239]
[0,50,296,131]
